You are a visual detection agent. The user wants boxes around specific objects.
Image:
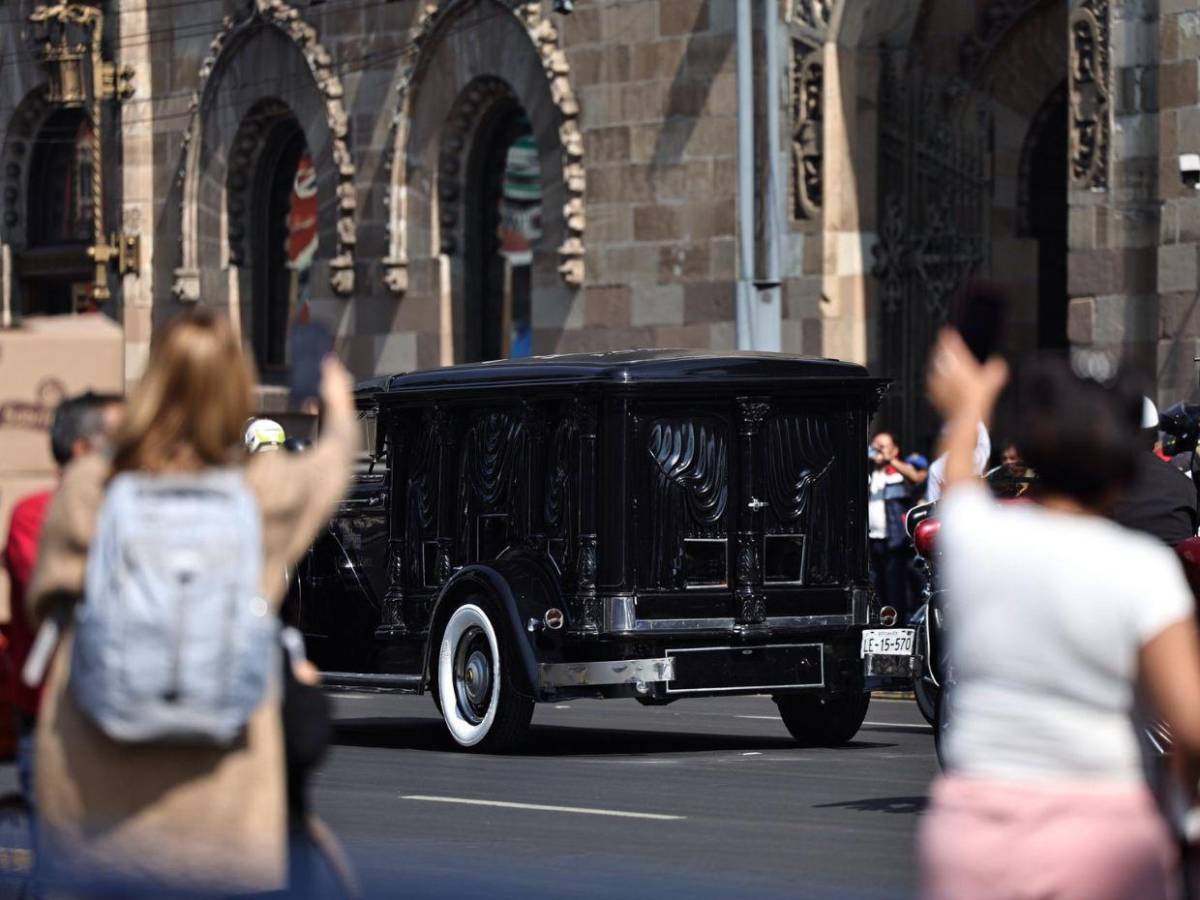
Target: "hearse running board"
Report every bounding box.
[539,657,675,689]
[322,672,423,693]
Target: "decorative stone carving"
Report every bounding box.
[172,268,201,303]
[382,0,586,295]
[1069,0,1109,191]
[957,0,1044,84]
[175,0,358,300]
[791,44,822,219]
[790,0,831,30]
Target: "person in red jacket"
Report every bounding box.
[2,391,122,806]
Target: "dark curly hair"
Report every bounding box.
[1010,356,1142,510]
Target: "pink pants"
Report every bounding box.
[919,775,1179,900]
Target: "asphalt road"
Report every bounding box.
[0,692,934,897]
[316,692,937,899]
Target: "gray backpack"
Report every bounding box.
[72,469,277,745]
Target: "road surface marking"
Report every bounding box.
[863,721,932,731]
[737,714,930,731]
[401,795,685,820]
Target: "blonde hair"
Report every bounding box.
[111,308,255,474]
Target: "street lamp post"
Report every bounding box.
[29,1,137,308]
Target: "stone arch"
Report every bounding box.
[173,0,356,305]
[974,0,1068,353]
[383,0,583,305]
[0,87,54,252]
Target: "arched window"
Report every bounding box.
[248,112,314,375]
[28,109,94,246]
[18,108,97,315]
[465,105,542,362]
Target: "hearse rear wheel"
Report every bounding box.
[435,596,533,753]
[773,691,870,746]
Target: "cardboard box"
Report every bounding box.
[0,314,123,477]
[0,314,123,622]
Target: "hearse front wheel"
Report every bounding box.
[773,691,870,746]
[435,597,533,753]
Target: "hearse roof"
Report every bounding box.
[367,349,876,397]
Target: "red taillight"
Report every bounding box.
[914,518,940,559]
[880,606,898,627]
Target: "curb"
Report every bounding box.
[872,691,915,701]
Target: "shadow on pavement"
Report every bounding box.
[331,718,897,756]
[812,796,928,814]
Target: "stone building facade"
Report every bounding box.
[0,0,1189,445]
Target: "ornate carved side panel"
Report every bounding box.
[457,410,530,563]
[761,412,839,586]
[405,408,449,594]
[735,399,770,624]
[1069,0,1109,191]
[544,416,579,574]
[381,413,407,634]
[639,416,730,592]
[791,45,823,219]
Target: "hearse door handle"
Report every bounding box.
[747,497,768,512]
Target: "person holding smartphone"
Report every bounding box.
[868,432,922,622]
[919,331,1200,899]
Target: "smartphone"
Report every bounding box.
[952,281,1007,363]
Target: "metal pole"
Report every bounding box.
[735,0,755,350]
[761,0,783,352]
[88,8,109,305]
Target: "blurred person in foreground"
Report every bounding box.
[1111,397,1199,546]
[246,418,347,895]
[918,330,1200,900]
[2,392,122,808]
[26,309,357,894]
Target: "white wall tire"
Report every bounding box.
[435,597,533,752]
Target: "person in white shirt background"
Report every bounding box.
[925,421,991,503]
[918,329,1200,900]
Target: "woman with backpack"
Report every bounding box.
[26,308,357,894]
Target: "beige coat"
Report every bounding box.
[28,417,357,893]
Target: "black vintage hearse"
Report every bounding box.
[295,351,914,751]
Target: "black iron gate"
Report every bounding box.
[871,53,992,450]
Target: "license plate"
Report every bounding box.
[860,628,915,657]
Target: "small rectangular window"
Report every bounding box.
[764,534,806,585]
[683,538,727,589]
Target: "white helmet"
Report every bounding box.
[244,418,286,453]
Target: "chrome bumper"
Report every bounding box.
[538,657,675,689]
[600,589,872,635]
